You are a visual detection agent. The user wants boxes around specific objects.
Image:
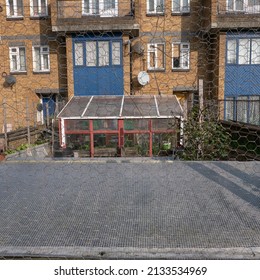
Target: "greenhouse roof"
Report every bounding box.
[57,95,183,119]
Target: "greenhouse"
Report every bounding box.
[57,95,183,157]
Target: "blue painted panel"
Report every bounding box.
[42,97,56,118]
[225,65,260,96]
[74,66,123,96]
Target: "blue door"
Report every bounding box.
[73,34,124,96]
[42,96,56,120]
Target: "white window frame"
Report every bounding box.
[82,0,118,17]
[9,46,26,72]
[33,46,50,72]
[172,42,190,70]
[172,0,190,13]
[30,0,48,17]
[147,43,165,70]
[6,0,23,17]
[147,0,164,14]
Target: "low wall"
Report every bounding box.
[5,143,51,161]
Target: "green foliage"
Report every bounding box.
[181,106,231,160]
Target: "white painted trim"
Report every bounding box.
[154,95,160,117]
[81,96,93,117]
[61,118,66,147]
[119,95,124,117]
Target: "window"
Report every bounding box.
[148,43,165,70]
[227,0,244,11]
[6,0,23,17]
[227,37,260,65]
[172,0,190,13]
[33,46,50,72]
[30,0,48,16]
[227,0,260,13]
[82,0,118,16]
[225,96,260,125]
[147,0,164,14]
[172,43,190,70]
[9,47,26,72]
[74,40,122,67]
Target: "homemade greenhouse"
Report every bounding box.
[57,95,183,157]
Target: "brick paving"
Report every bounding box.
[0,160,259,257]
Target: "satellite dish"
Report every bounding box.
[132,41,144,55]
[5,75,16,86]
[137,71,150,86]
[36,103,43,112]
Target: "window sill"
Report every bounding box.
[147,69,166,72]
[6,16,24,21]
[171,12,190,16]
[33,71,50,74]
[10,71,27,75]
[30,15,49,20]
[146,13,165,17]
[172,68,190,72]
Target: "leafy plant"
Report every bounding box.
[181,105,231,160]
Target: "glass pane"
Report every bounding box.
[225,98,234,120]
[181,49,189,68]
[86,41,97,66]
[237,97,248,123]
[98,41,109,66]
[182,0,189,11]
[124,119,149,130]
[249,96,260,125]
[149,0,154,12]
[8,0,14,15]
[94,134,118,157]
[156,0,164,12]
[83,0,90,13]
[238,39,250,64]
[17,0,23,15]
[251,39,260,64]
[172,0,180,12]
[112,42,120,65]
[227,40,237,64]
[43,53,49,70]
[124,133,149,156]
[173,44,180,68]
[33,0,38,15]
[19,48,26,71]
[41,0,47,15]
[11,55,17,71]
[152,119,177,130]
[236,0,244,10]
[66,120,89,130]
[66,134,90,151]
[74,43,83,66]
[34,47,41,70]
[93,119,117,130]
[149,47,156,68]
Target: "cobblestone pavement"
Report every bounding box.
[0,160,259,258]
